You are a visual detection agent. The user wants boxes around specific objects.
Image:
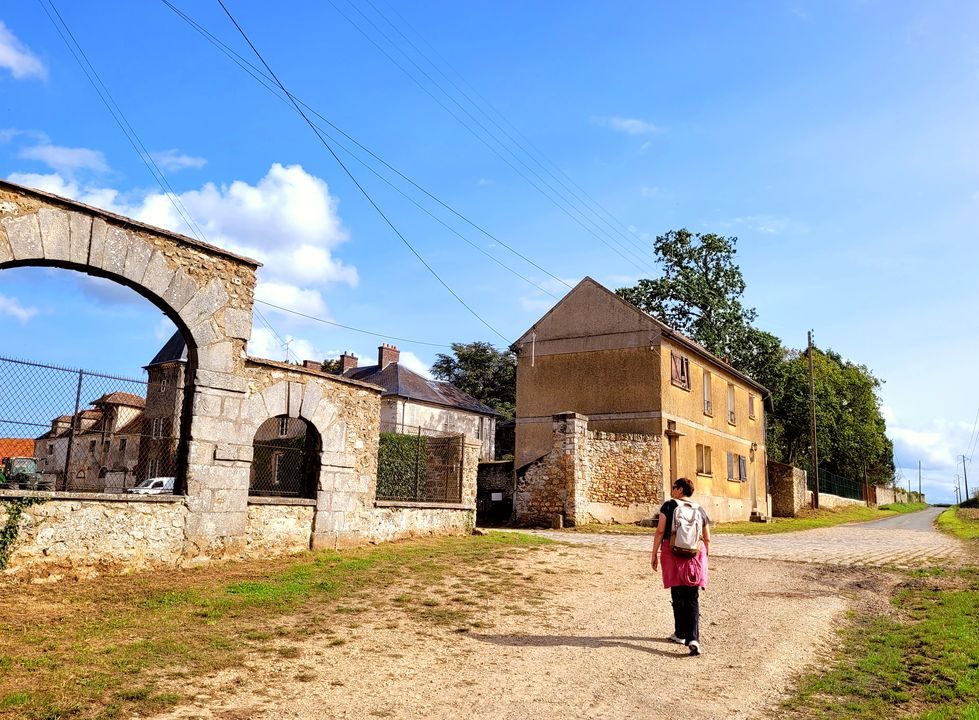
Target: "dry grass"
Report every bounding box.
[0,532,550,720]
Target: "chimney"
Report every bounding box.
[378,343,400,369]
[340,352,359,373]
[303,360,321,371]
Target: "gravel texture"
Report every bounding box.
[145,543,872,720]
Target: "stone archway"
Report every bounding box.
[0,179,260,558]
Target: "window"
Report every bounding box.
[696,444,712,475]
[160,376,168,393]
[727,452,748,482]
[703,370,712,415]
[271,451,285,485]
[727,384,736,425]
[152,417,165,438]
[671,351,691,390]
[47,443,53,456]
[148,458,159,479]
[103,440,110,454]
[119,438,127,454]
[277,416,290,437]
[748,393,756,419]
[88,440,96,454]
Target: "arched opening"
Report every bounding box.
[0,264,194,495]
[249,416,321,499]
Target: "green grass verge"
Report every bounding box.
[713,505,902,535]
[780,567,979,719]
[937,507,979,541]
[0,531,550,720]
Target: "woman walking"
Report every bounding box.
[651,477,711,655]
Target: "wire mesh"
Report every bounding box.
[0,355,185,494]
[807,466,867,502]
[376,422,463,503]
[249,416,319,498]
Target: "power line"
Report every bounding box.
[161,0,572,295]
[367,0,657,260]
[214,0,511,345]
[323,0,656,273]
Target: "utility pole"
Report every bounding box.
[918,460,922,502]
[960,455,971,502]
[956,474,962,504]
[807,331,819,509]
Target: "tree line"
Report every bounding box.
[432,228,894,485]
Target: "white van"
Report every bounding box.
[127,476,175,495]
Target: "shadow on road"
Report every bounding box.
[470,633,690,657]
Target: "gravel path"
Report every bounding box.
[144,542,880,720]
[524,507,971,569]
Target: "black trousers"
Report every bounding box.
[670,585,700,643]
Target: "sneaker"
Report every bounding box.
[667,633,686,645]
[688,640,702,656]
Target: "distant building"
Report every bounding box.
[136,331,187,481]
[338,344,499,460]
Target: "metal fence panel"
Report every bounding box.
[376,422,463,503]
[0,355,185,493]
[807,466,866,502]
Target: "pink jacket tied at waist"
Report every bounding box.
[659,543,709,589]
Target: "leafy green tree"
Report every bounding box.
[431,342,516,420]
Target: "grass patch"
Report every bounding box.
[878,502,930,513]
[937,507,979,541]
[714,505,902,535]
[0,531,549,720]
[780,567,979,719]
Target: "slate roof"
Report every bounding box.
[92,392,145,408]
[146,331,188,367]
[342,363,499,416]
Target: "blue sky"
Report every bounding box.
[2,1,978,502]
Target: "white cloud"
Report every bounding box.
[398,350,433,379]
[150,149,207,172]
[640,186,659,197]
[477,177,495,187]
[519,276,580,313]
[254,281,329,319]
[18,144,109,175]
[592,116,662,136]
[0,22,46,81]
[7,171,123,214]
[0,293,39,322]
[247,326,320,364]
[717,214,811,235]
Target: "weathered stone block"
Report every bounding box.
[214,443,236,461]
[287,381,303,418]
[102,225,130,275]
[88,217,109,265]
[197,341,235,374]
[188,317,219,347]
[68,212,92,266]
[262,382,288,417]
[38,208,70,261]
[122,236,153,284]
[192,391,223,417]
[163,271,198,312]
[179,277,228,330]
[244,393,269,424]
[0,224,12,264]
[193,369,248,393]
[322,450,355,469]
[237,444,254,463]
[300,381,322,420]
[2,213,42,260]
[223,307,252,340]
[141,250,176,298]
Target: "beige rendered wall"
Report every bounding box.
[385,398,496,461]
[658,338,768,522]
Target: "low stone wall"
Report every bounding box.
[369,503,475,544]
[875,485,910,506]
[1,493,187,579]
[243,501,315,557]
[806,490,865,509]
[581,430,662,524]
[515,413,663,526]
[769,461,808,517]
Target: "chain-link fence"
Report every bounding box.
[807,466,866,502]
[249,416,319,498]
[0,355,186,493]
[377,422,464,503]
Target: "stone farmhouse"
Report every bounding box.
[338,344,499,460]
[0,179,480,578]
[512,277,769,526]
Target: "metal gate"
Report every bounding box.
[376,422,464,503]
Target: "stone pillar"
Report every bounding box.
[553,412,589,526]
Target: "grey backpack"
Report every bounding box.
[670,500,703,557]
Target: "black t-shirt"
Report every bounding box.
[659,499,710,540]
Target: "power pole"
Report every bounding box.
[807,330,819,509]
[960,455,971,502]
[918,460,922,502]
[956,474,962,504]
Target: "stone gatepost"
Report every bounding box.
[553,411,589,526]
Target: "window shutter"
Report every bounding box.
[671,352,682,384]
[705,446,712,475]
[727,452,734,480]
[749,394,756,418]
[696,444,704,473]
[739,454,748,482]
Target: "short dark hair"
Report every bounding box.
[673,477,694,497]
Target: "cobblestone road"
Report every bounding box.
[514,507,973,569]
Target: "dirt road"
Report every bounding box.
[146,541,891,720]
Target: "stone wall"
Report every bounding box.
[243,501,315,557]
[369,504,475,544]
[875,485,910,506]
[1,494,187,578]
[580,430,662,523]
[769,461,808,517]
[476,460,514,525]
[515,413,663,526]
[806,490,866,509]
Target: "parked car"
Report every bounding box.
[126,476,175,495]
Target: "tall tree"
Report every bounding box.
[431,342,516,420]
